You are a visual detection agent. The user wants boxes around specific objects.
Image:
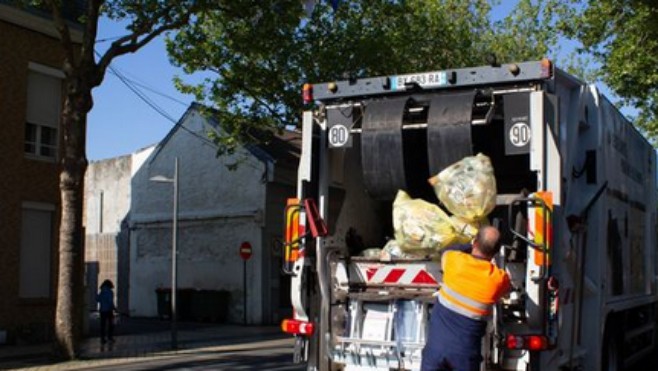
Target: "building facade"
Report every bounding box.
[84,147,154,315]
[84,104,299,324]
[0,3,81,343]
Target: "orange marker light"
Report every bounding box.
[302,84,313,104]
[540,58,552,78]
[284,198,301,263]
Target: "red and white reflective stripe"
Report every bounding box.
[362,266,438,285]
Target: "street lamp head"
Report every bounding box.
[149,175,174,183]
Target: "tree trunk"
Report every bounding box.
[54,88,90,359]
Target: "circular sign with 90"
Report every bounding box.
[328,124,350,147]
[509,122,531,147]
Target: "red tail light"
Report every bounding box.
[527,335,548,351]
[506,334,522,349]
[281,319,314,335]
[302,83,313,104]
[506,334,550,351]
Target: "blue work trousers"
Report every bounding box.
[420,301,485,371]
[420,347,481,371]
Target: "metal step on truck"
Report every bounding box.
[280,59,658,370]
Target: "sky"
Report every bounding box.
[86,18,200,161]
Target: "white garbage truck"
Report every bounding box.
[280,59,658,370]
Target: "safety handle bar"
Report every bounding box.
[508,196,553,282]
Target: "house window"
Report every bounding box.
[25,64,63,160]
[19,203,55,298]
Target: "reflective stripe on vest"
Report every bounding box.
[438,284,493,320]
[438,250,508,321]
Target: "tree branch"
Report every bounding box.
[45,0,75,71]
[93,1,234,87]
[81,0,104,71]
[209,63,287,126]
[94,13,190,87]
[240,83,287,125]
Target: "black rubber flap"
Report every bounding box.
[361,97,408,200]
[427,90,476,175]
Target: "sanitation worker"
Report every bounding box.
[421,225,510,371]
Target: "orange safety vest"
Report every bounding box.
[438,250,510,321]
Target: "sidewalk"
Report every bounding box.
[0,316,288,370]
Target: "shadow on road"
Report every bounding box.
[0,315,297,370]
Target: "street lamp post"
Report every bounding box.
[150,157,179,350]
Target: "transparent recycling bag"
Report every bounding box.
[428,153,497,222]
[393,190,459,255]
[450,215,489,245]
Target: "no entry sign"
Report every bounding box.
[239,242,253,260]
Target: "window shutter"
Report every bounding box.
[19,207,54,298]
[26,71,61,128]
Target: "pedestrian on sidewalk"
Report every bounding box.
[97,279,116,344]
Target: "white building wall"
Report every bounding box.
[85,155,131,235]
[84,145,155,313]
[132,146,156,177]
[129,109,268,323]
[85,145,154,234]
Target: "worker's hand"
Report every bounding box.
[432,284,442,297]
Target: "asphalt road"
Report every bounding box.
[67,341,306,370]
[2,316,306,371]
[6,338,306,371]
[4,314,655,371]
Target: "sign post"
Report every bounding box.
[239,242,252,324]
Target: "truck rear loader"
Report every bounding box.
[281,59,658,370]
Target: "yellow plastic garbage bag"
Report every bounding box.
[449,216,489,245]
[428,153,497,222]
[393,190,459,255]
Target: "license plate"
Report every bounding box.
[390,71,447,90]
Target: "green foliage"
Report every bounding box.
[488,0,563,62]
[563,0,658,145]
[167,0,564,155]
[101,0,214,34]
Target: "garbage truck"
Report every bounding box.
[280,59,658,370]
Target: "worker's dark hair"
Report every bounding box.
[100,279,114,289]
[475,226,501,259]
